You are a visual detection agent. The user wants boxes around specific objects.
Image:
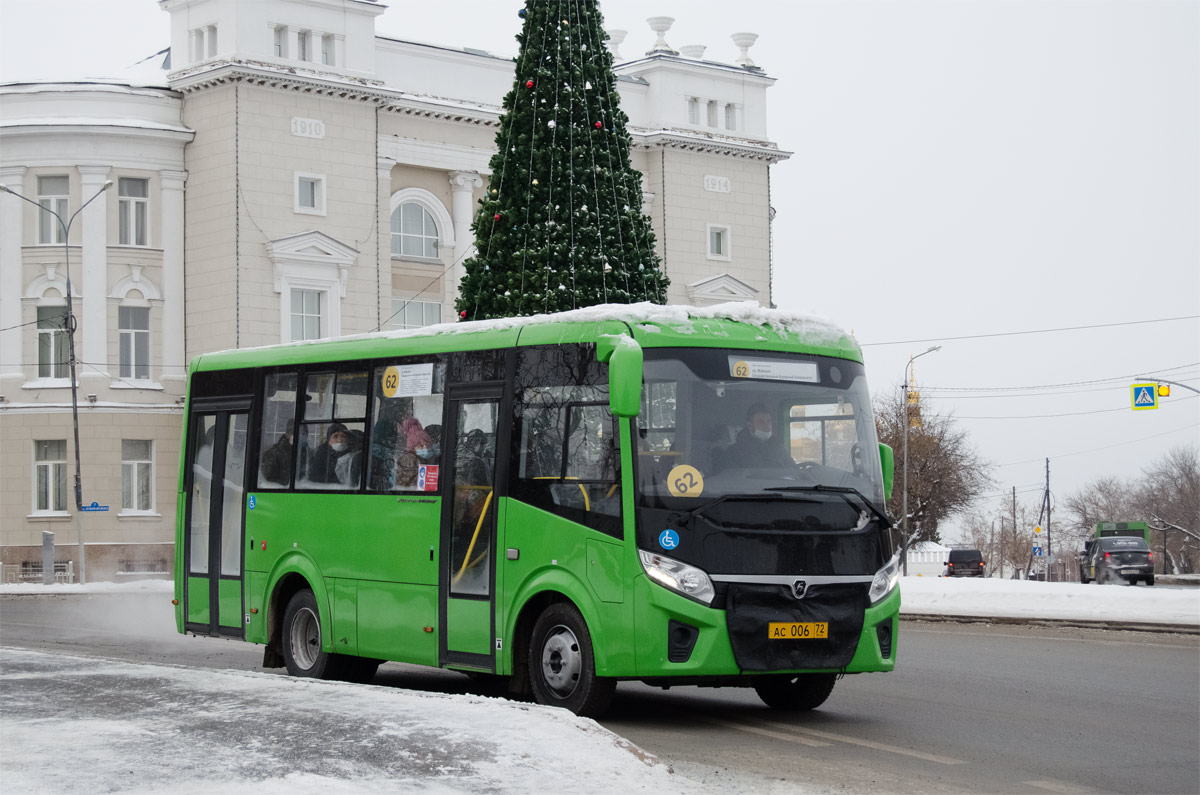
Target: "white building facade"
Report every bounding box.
[0,0,788,581]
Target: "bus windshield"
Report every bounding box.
[636,348,886,507]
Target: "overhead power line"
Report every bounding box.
[860,315,1199,348]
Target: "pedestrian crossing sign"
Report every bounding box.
[1131,383,1158,410]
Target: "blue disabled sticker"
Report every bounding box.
[247,494,256,510]
[658,529,680,550]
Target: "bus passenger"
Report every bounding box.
[260,421,294,485]
[309,423,349,483]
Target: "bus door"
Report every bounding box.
[440,385,505,669]
[183,401,250,637]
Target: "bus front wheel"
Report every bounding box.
[528,603,615,717]
[754,673,837,711]
[282,589,333,679]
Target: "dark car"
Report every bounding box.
[1080,537,1154,585]
[946,549,985,577]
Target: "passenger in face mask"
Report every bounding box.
[309,422,350,483]
[721,403,795,471]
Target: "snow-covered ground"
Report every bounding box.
[2,576,1196,793]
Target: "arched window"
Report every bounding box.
[391,202,439,259]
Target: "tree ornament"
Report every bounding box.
[494,213,501,221]
[460,310,467,318]
[594,121,602,129]
[532,178,538,185]
[518,8,526,18]
[526,80,534,88]
[603,262,613,274]
[547,120,556,128]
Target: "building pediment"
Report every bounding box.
[267,231,359,297]
[686,273,759,306]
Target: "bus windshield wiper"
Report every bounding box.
[763,484,891,528]
[672,493,817,529]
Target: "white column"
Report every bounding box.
[448,170,482,319]
[0,166,27,388]
[78,166,110,383]
[160,170,187,385]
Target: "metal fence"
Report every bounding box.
[1,561,76,584]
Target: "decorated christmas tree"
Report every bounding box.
[455,0,669,321]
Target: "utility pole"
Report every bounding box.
[1045,458,1052,582]
[1012,486,1018,579]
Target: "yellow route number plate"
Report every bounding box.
[768,622,829,640]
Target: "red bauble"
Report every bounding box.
[493,213,501,221]
[526,80,534,88]
[594,121,602,128]
[460,310,467,319]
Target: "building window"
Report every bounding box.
[122,440,154,512]
[295,172,326,215]
[707,223,731,261]
[36,175,69,245]
[34,440,67,513]
[391,298,442,329]
[273,26,286,57]
[297,30,309,61]
[725,104,737,130]
[118,306,150,380]
[391,202,439,259]
[291,289,323,341]
[707,100,718,127]
[687,97,700,125]
[322,34,335,65]
[36,305,69,379]
[118,178,149,247]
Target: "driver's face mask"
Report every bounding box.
[752,428,772,441]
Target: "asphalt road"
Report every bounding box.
[2,594,1197,794]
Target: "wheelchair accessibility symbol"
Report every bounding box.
[658,529,680,550]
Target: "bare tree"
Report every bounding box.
[875,386,991,545]
[1059,444,1198,575]
[963,499,1044,579]
[1134,444,1199,574]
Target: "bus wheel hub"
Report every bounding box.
[541,625,582,697]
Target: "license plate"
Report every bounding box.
[768,622,829,639]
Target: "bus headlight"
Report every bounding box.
[868,553,901,605]
[639,550,715,605]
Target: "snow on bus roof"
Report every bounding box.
[206,302,853,360]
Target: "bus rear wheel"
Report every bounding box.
[754,673,837,711]
[282,589,334,679]
[528,603,615,717]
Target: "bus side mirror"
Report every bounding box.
[597,334,642,418]
[879,443,894,501]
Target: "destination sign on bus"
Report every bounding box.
[729,357,819,383]
[381,363,434,398]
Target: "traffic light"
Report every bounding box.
[1157,383,1171,397]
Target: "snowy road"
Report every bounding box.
[2,584,1198,793]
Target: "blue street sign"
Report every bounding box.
[1131,383,1158,410]
[80,501,109,512]
[1033,546,1043,557]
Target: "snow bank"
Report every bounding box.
[899,575,1200,625]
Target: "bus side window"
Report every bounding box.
[367,360,445,492]
[258,371,298,488]
[510,345,621,537]
[295,369,368,491]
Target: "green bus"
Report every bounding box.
[174,305,901,717]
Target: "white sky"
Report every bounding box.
[1,0,1197,539]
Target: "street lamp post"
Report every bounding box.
[900,344,941,575]
[0,180,113,584]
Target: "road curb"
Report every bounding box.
[902,613,1200,635]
